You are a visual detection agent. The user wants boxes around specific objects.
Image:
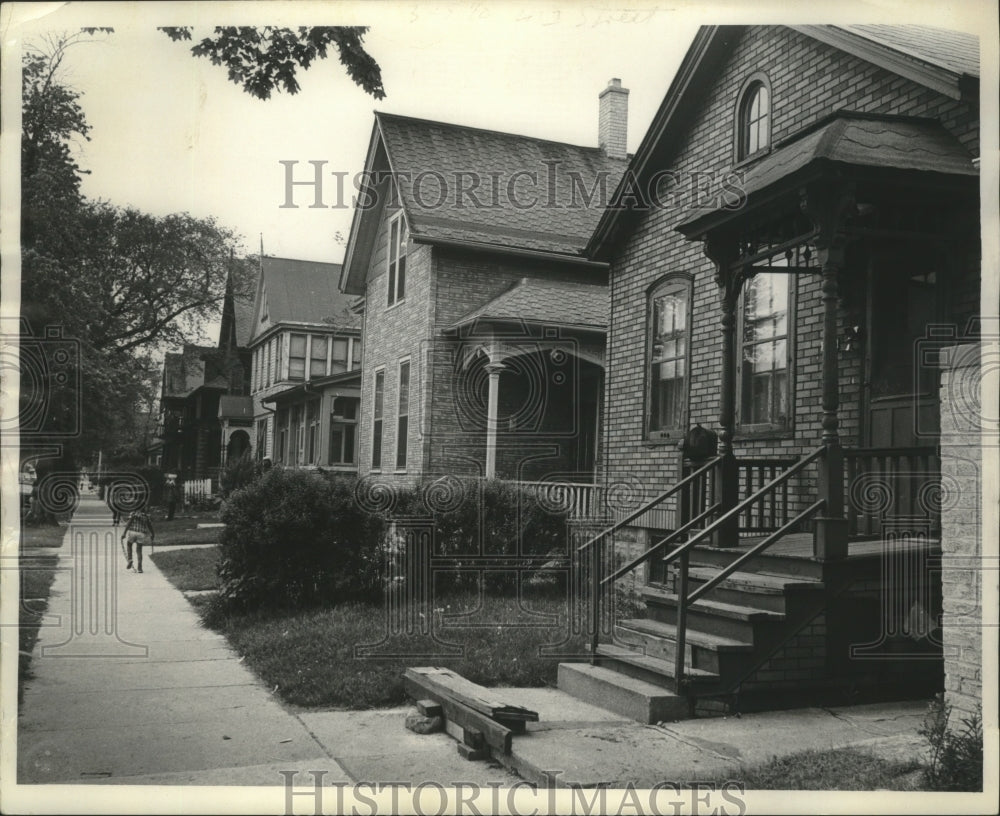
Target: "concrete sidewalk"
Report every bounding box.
[16,493,931,791]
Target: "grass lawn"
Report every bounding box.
[148,509,225,547]
[732,746,926,790]
[18,522,68,700]
[188,593,584,709]
[149,546,221,590]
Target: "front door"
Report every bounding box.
[865,248,941,447]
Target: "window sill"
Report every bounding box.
[385,300,406,312]
[735,425,793,441]
[733,146,771,171]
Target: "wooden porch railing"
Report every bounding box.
[844,447,941,537]
[512,479,606,520]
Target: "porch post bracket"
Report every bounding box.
[800,180,856,560]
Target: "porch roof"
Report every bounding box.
[676,112,977,238]
[261,370,362,405]
[448,277,609,333]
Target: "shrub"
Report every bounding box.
[220,455,259,497]
[386,477,570,597]
[217,468,385,611]
[919,694,983,791]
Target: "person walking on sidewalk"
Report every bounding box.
[121,503,155,573]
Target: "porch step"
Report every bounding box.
[688,544,826,580]
[641,585,785,641]
[592,643,720,690]
[615,618,752,674]
[680,567,824,613]
[557,662,691,724]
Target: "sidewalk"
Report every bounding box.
[16,493,931,792]
[16,494,517,787]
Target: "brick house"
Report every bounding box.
[339,96,628,498]
[247,256,363,472]
[559,25,984,720]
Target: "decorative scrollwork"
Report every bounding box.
[422,475,467,514]
[353,475,399,515]
[848,473,894,515]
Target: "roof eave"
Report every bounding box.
[449,316,607,335]
[412,234,610,271]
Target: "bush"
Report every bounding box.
[220,455,259,497]
[386,477,570,596]
[919,694,983,791]
[217,468,385,611]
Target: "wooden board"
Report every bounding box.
[404,671,514,755]
[405,667,539,722]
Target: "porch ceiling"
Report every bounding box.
[676,111,977,239]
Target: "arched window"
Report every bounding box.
[647,275,693,438]
[737,78,771,160]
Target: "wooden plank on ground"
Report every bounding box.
[404,671,514,755]
[405,667,539,723]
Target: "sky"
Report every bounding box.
[10,0,988,268]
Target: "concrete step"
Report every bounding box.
[592,643,720,689]
[641,585,785,641]
[688,544,825,580]
[557,662,691,724]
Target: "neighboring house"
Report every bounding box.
[560,25,983,720]
[157,267,254,482]
[340,85,629,493]
[247,256,362,472]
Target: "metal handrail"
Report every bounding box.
[576,455,721,554]
[601,502,722,586]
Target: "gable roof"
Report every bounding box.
[588,23,980,259]
[233,291,255,347]
[251,256,360,342]
[341,113,627,293]
[450,277,609,333]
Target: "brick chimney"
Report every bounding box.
[598,78,629,159]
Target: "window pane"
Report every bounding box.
[329,426,344,464]
[372,420,383,468]
[289,335,306,355]
[396,416,408,469]
[397,256,406,300]
[374,373,384,418]
[352,340,362,364]
[398,362,410,413]
[289,359,305,379]
[333,339,348,362]
[648,280,690,432]
[344,424,356,464]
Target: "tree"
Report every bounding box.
[160,26,385,100]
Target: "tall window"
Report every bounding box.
[396,360,410,470]
[738,79,770,160]
[332,338,349,373]
[739,272,791,429]
[256,418,268,461]
[352,338,362,369]
[310,336,328,378]
[372,370,385,469]
[329,397,359,465]
[648,276,692,437]
[265,339,273,386]
[307,400,320,464]
[290,404,304,465]
[289,334,306,380]
[387,211,407,306]
[276,407,288,464]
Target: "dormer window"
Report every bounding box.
[737,76,771,161]
[387,211,407,307]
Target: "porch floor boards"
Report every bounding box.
[732,532,939,560]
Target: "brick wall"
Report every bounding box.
[939,343,983,717]
[603,24,979,516]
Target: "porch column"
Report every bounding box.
[706,235,741,547]
[484,359,505,480]
[803,181,854,560]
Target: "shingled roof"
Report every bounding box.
[253,257,361,342]
[838,24,979,78]
[451,278,608,333]
[376,113,629,257]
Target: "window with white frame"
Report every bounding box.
[737,77,771,161]
[739,271,792,430]
[310,336,328,378]
[387,211,407,306]
[307,400,321,464]
[647,275,692,437]
[332,338,349,373]
[329,397,359,465]
[372,370,385,469]
[289,334,306,380]
[396,360,410,470]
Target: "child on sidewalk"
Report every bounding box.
[121,504,156,573]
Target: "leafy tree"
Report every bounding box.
[160,26,385,100]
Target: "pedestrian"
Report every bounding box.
[121,502,155,574]
[165,477,180,521]
[106,481,121,526]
